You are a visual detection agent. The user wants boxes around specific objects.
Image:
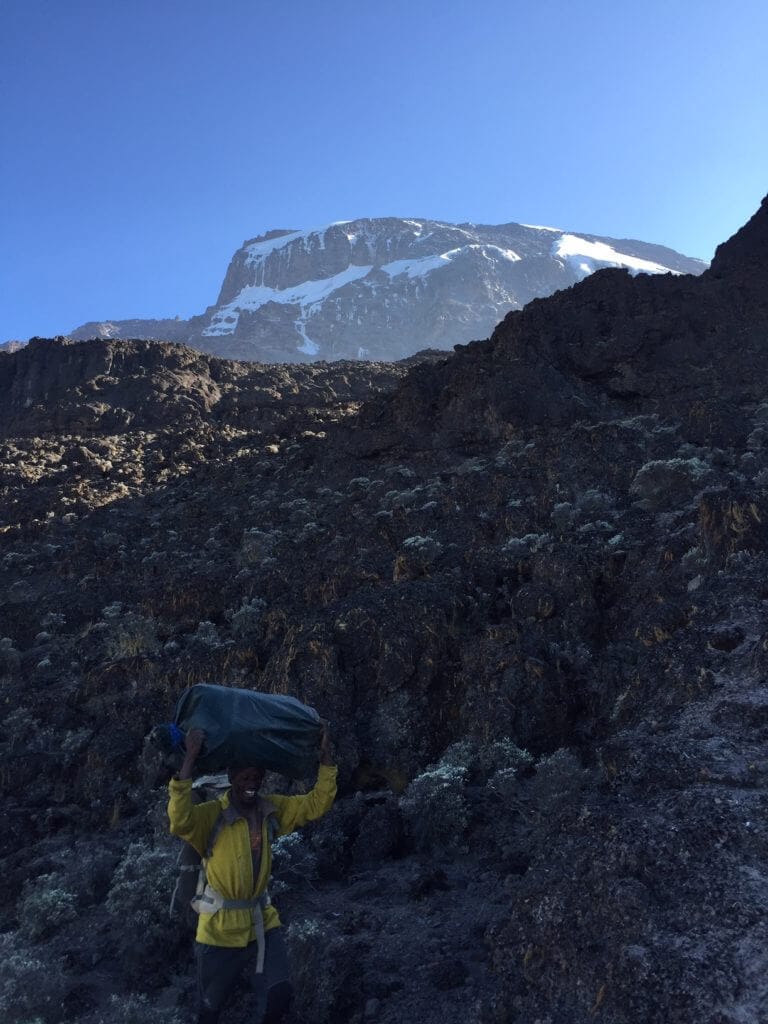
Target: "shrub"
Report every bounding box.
[0,637,21,674]
[437,739,475,773]
[424,738,533,806]
[347,476,371,493]
[482,739,534,800]
[383,465,415,481]
[240,528,280,565]
[488,767,523,801]
[575,488,614,513]
[106,842,177,922]
[17,873,77,941]
[455,456,488,475]
[270,833,318,895]
[187,621,221,647]
[681,545,706,571]
[400,757,469,853]
[284,919,338,1022]
[307,811,352,880]
[393,535,443,581]
[747,427,768,451]
[630,457,712,510]
[0,707,49,760]
[486,749,590,868]
[103,610,159,660]
[105,842,181,980]
[0,932,69,1023]
[40,612,66,631]
[90,992,184,1024]
[550,502,574,531]
[382,487,422,510]
[502,533,552,558]
[227,597,266,638]
[525,748,588,821]
[61,727,93,766]
[350,796,402,866]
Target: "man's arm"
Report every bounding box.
[319,720,334,768]
[272,722,338,835]
[178,727,204,780]
[167,728,218,854]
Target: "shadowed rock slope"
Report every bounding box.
[1,196,767,1024]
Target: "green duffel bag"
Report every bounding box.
[168,683,322,779]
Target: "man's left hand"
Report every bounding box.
[319,721,334,766]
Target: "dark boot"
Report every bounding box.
[264,980,293,1023]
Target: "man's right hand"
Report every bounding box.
[178,728,205,780]
[185,728,205,757]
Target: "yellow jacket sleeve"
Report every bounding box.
[167,777,221,856]
[270,763,338,836]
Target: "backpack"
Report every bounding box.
[169,773,227,925]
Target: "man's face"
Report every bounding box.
[229,766,265,807]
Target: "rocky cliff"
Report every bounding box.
[68,216,706,363]
[1,197,767,1024]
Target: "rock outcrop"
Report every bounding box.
[0,335,436,437]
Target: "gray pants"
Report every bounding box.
[195,928,292,1024]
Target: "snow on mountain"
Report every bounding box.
[552,235,677,278]
[204,263,375,337]
[69,217,708,362]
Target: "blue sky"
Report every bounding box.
[2,0,767,340]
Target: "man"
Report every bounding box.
[168,723,337,1024]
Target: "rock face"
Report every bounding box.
[0,335,434,437]
[1,197,767,1024]
[68,216,706,362]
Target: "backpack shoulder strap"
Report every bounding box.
[204,807,226,860]
[266,812,280,845]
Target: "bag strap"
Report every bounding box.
[266,812,280,845]
[203,808,226,861]
[204,805,276,863]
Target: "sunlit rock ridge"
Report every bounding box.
[69,217,707,362]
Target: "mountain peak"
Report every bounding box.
[68,215,707,362]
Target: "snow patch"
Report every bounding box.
[244,231,305,263]
[553,235,677,278]
[479,244,521,263]
[296,319,320,355]
[381,253,453,279]
[245,223,353,265]
[380,244,521,281]
[203,311,241,336]
[203,264,373,336]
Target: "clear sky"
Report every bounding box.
[2,0,767,341]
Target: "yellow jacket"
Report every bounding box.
[168,764,337,947]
